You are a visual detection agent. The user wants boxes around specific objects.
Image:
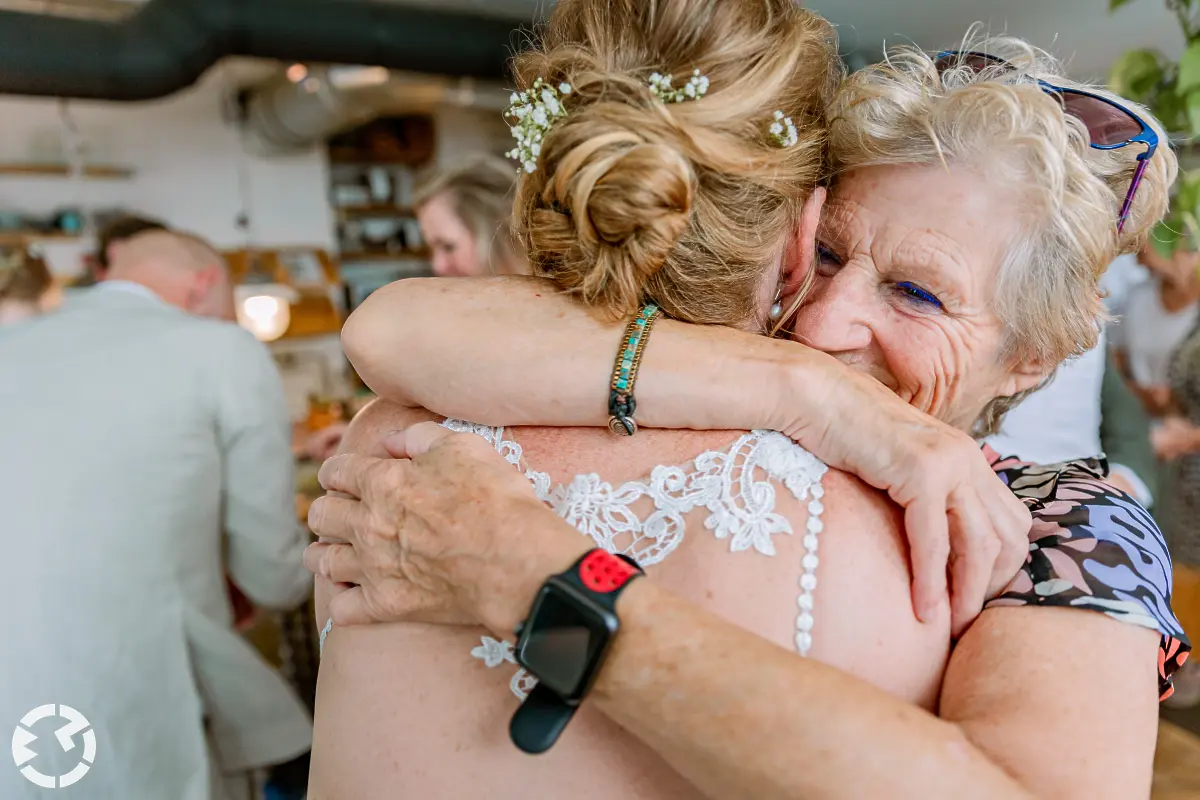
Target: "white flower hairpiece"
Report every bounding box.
[648,69,710,104]
[504,78,573,174]
[768,110,799,148]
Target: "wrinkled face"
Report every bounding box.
[790,164,1046,431]
[418,193,484,278]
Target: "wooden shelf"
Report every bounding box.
[0,163,134,179]
[0,231,84,243]
[328,150,424,168]
[336,204,416,218]
[339,249,430,262]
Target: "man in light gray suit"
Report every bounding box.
[0,229,313,799]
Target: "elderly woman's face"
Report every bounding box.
[791,164,1044,430]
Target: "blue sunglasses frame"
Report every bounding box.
[936,50,1158,233]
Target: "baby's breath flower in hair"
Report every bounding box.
[648,69,710,104]
[504,78,573,174]
[768,111,798,148]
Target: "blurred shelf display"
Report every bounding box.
[336,204,416,218]
[0,162,135,179]
[223,247,343,340]
[326,115,434,311]
[338,248,431,262]
[0,231,84,243]
[327,115,435,165]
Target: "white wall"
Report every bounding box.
[0,64,335,279]
[0,69,511,415]
[433,103,511,169]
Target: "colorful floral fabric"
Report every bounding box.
[983,446,1190,701]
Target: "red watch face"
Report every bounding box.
[578,550,638,593]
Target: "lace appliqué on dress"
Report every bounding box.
[447,420,829,699]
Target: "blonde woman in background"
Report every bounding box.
[415,153,527,277]
[0,245,56,325]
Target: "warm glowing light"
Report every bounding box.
[234,284,297,342]
[286,63,309,83]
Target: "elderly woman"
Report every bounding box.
[308,5,1186,798]
[415,153,527,278]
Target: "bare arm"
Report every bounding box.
[344,276,1033,632]
[593,586,1156,800]
[343,275,818,435]
[310,425,1159,800]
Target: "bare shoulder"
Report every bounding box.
[338,399,441,458]
[820,468,907,556]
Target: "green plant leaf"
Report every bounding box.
[1187,89,1200,136]
[1178,41,1200,93]
[1108,48,1163,102]
[1152,219,1184,259]
[1109,0,1138,10]
[1179,170,1200,214]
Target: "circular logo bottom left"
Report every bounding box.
[11,704,97,789]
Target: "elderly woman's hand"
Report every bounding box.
[786,364,1032,637]
[304,422,588,634]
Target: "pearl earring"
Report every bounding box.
[768,287,784,322]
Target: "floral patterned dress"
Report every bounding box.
[983,446,1190,700]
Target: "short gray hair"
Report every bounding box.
[828,32,1176,436]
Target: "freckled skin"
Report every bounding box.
[793,165,1048,429]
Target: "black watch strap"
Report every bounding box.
[509,549,643,755]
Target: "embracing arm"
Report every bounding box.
[455,488,1156,800]
[309,425,1161,800]
[344,276,1032,630]
[343,275,822,435]
[590,588,1157,800]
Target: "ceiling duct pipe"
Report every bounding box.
[243,66,511,153]
[0,0,518,102]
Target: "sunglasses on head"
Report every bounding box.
[935,50,1158,234]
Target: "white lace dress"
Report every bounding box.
[321,419,828,699]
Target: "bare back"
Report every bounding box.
[309,401,951,799]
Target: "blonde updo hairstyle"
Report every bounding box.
[512,0,841,327]
[414,154,525,275]
[828,34,1176,435]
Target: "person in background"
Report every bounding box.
[1111,242,1200,418]
[415,153,527,278]
[1101,347,1160,505]
[1152,246,1200,705]
[0,244,56,326]
[1100,251,1149,319]
[0,229,313,800]
[68,213,169,287]
[985,328,1158,508]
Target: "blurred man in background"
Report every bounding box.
[0,226,312,799]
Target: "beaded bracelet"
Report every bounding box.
[608,304,662,436]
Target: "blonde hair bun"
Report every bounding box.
[534,115,695,314]
[510,0,841,325]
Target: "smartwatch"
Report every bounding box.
[508,548,644,754]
